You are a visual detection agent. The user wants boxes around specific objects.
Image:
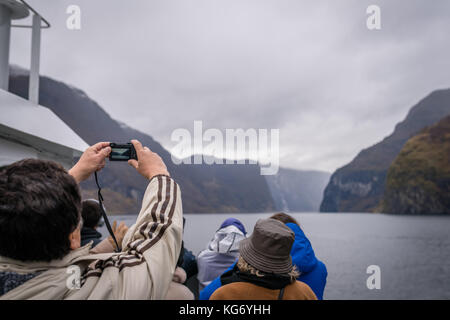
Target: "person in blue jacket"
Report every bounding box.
[200,213,327,300]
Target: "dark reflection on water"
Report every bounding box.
[100,213,450,300]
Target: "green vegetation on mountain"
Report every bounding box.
[382,115,450,215]
[320,89,450,213]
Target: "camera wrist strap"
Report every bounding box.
[94,171,121,252]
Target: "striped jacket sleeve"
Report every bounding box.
[82,175,183,299]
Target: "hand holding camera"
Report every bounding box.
[127,139,170,180]
[69,142,112,183]
[68,139,168,252]
[70,139,168,183]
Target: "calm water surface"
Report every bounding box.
[101,213,450,300]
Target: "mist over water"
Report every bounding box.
[100,213,450,299]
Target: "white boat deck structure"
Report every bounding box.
[0,89,89,168]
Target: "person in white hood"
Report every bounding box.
[196,218,247,290]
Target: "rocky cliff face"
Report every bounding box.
[382,115,450,215]
[320,89,450,213]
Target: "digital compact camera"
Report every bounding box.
[109,143,138,161]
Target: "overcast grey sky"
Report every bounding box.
[9,0,450,172]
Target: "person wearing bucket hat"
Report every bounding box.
[210,218,317,300]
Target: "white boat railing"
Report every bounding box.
[9,0,51,104]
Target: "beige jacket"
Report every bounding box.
[0,175,183,300]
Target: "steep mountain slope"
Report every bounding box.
[382,115,450,215]
[8,66,275,213]
[265,168,330,212]
[320,89,450,212]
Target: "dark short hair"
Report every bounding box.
[0,159,81,261]
[81,200,102,229]
[270,212,300,226]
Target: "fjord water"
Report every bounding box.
[101,213,450,299]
